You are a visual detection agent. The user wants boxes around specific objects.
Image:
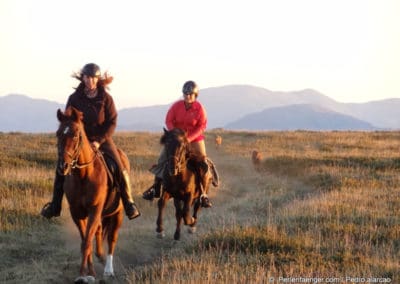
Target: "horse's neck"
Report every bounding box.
[77,133,97,175]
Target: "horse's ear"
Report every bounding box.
[71,107,83,122]
[57,109,64,122]
[161,127,168,144]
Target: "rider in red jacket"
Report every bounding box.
[166,98,207,143]
[142,80,218,207]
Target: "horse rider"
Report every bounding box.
[142,80,219,207]
[40,63,140,220]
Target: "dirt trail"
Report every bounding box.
[59,144,261,282]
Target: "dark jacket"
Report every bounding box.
[66,84,117,145]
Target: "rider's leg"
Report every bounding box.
[120,170,141,219]
[101,140,140,220]
[142,177,162,200]
[41,170,64,219]
[143,147,167,200]
[189,140,212,208]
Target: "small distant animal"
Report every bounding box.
[252,150,262,169]
[215,135,222,149]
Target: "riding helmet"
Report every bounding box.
[81,63,101,77]
[182,80,198,96]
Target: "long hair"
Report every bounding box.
[72,71,114,90]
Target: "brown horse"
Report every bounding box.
[56,107,125,283]
[156,128,212,240]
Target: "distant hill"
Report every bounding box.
[0,94,63,132]
[225,104,377,131]
[1,85,399,132]
[199,85,339,128]
[118,105,169,132]
[333,99,400,129]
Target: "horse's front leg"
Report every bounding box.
[95,224,105,264]
[182,197,195,226]
[156,191,170,238]
[71,215,95,284]
[104,209,123,277]
[69,212,88,276]
[81,207,102,277]
[173,198,184,240]
[188,198,201,234]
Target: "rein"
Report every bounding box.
[60,131,98,174]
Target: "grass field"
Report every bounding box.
[0,130,399,283]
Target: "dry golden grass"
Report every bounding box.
[0,130,399,283]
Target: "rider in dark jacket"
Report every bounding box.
[40,63,140,220]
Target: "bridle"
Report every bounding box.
[57,126,98,175]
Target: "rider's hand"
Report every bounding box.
[92,141,100,150]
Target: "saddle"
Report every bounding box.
[98,151,122,215]
[101,152,120,187]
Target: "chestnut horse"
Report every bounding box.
[156,128,212,240]
[56,107,126,283]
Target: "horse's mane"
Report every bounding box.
[160,128,187,145]
[59,107,84,124]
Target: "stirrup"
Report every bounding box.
[125,202,141,220]
[142,188,156,201]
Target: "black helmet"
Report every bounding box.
[182,80,198,95]
[81,63,101,77]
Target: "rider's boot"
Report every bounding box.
[41,172,64,219]
[121,170,141,220]
[142,177,162,201]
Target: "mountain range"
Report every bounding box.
[1,85,399,132]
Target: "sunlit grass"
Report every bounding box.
[1,130,400,282]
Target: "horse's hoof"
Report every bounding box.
[96,254,106,264]
[157,232,165,239]
[104,271,115,278]
[188,226,197,234]
[74,275,95,284]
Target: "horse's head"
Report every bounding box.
[56,107,85,175]
[161,128,188,177]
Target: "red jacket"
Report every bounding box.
[165,100,207,143]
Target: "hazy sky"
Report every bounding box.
[1,0,399,109]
